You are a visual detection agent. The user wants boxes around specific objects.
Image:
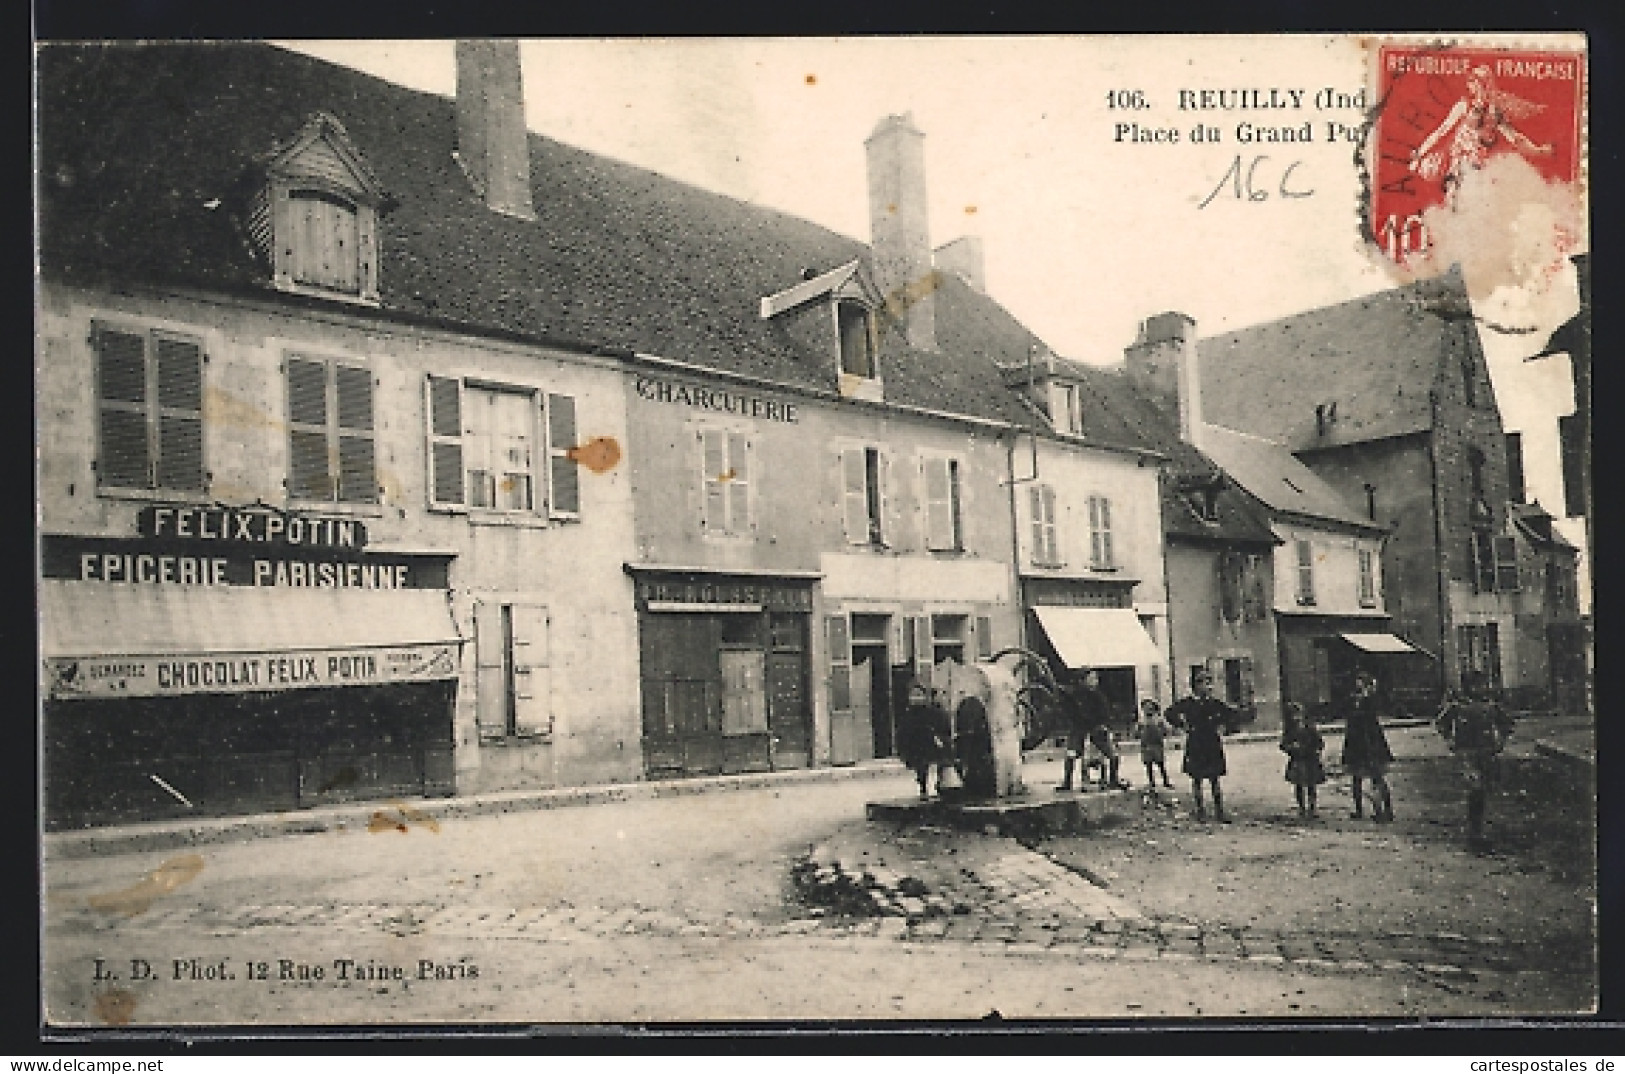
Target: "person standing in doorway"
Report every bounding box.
[1342,669,1396,822]
[1167,670,1238,822]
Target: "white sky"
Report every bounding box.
[281,37,1587,573]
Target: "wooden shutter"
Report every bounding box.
[1296,540,1315,604]
[913,616,934,685]
[94,327,151,488]
[286,356,330,500]
[825,615,851,713]
[700,428,725,532]
[334,364,376,503]
[875,450,890,546]
[975,615,994,661]
[547,393,579,518]
[426,375,465,507]
[1218,553,1242,622]
[510,603,552,736]
[1238,657,1256,708]
[1028,485,1045,564]
[153,336,204,492]
[1041,484,1059,565]
[841,449,868,544]
[1098,497,1113,568]
[473,600,508,738]
[1493,536,1520,592]
[924,456,954,550]
[726,431,750,533]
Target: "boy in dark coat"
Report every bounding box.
[1166,670,1239,822]
[897,681,953,799]
[1436,671,1516,849]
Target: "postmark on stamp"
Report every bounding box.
[1365,41,1586,291]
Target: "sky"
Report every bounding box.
[282,37,1588,575]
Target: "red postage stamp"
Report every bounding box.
[1369,42,1586,266]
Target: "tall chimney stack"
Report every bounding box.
[1123,312,1203,445]
[455,39,536,221]
[865,113,936,352]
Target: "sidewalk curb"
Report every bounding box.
[44,758,913,861]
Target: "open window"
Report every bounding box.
[426,375,579,519]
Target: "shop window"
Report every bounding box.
[841,446,887,546]
[1357,547,1377,607]
[1456,623,1503,691]
[700,428,752,536]
[931,615,968,666]
[425,376,579,518]
[1087,495,1115,569]
[285,354,375,503]
[1029,483,1061,566]
[93,324,205,493]
[923,456,963,551]
[837,301,877,380]
[1295,539,1316,606]
[474,601,551,739]
[1050,381,1084,436]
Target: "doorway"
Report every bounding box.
[851,614,893,759]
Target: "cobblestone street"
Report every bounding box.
[43,720,1596,1026]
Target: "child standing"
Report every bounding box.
[1279,702,1326,817]
[1136,698,1174,792]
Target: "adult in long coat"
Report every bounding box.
[897,681,953,799]
[1165,670,1239,822]
[1341,669,1395,821]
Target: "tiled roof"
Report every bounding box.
[36,41,1151,451]
[1056,360,1278,546]
[1196,423,1383,532]
[1197,272,1474,451]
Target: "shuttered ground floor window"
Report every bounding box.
[43,681,456,830]
[639,610,811,778]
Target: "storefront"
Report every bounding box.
[1021,576,1161,716]
[39,507,462,829]
[628,567,817,778]
[1277,617,1431,722]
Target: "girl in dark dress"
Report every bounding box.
[1341,670,1395,821]
[1279,702,1327,817]
[1165,670,1239,822]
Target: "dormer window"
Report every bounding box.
[759,261,883,402]
[246,113,388,305]
[286,189,361,294]
[1050,381,1084,436]
[838,301,877,379]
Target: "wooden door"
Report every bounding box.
[851,656,875,762]
[721,648,771,773]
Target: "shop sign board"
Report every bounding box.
[634,576,813,613]
[45,643,461,700]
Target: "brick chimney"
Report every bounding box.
[865,113,936,352]
[1123,311,1203,445]
[455,39,536,221]
[934,236,985,293]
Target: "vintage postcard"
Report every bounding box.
[35,33,1592,1029]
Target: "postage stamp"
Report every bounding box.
[1367,42,1586,273]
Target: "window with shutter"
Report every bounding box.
[286,355,376,503]
[1493,536,1520,593]
[509,603,552,736]
[841,449,868,545]
[1357,547,1378,606]
[700,429,751,536]
[1243,554,1268,621]
[1088,495,1114,569]
[1295,539,1316,605]
[826,615,851,712]
[1470,532,1497,592]
[913,616,934,685]
[1030,483,1060,566]
[287,189,362,296]
[94,325,205,493]
[924,456,961,551]
[1218,553,1243,622]
[837,302,876,379]
[547,393,579,518]
[426,376,464,507]
[975,615,994,661]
